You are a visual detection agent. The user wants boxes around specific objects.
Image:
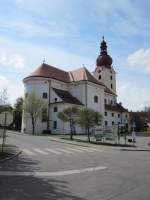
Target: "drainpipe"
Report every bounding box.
[47,80,51,131]
[85,81,87,107]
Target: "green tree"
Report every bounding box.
[13,97,23,130]
[77,108,102,142]
[57,106,79,140]
[23,92,46,135]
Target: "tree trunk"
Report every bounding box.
[31,117,35,135]
[70,121,73,140]
[87,127,90,142]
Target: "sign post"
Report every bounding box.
[132,122,136,146]
[0,111,13,153]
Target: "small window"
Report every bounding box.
[94,96,98,103]
[118,114,120,118]
[105,112,107,116]
[98,75,101,80]
[105,121,108,126]
[54,98,57,102]
[110,75,112,80]
[112,121,114,125]
[54,107,58,112]
[104,99,107,104]
[112,113,114,117]
[110,100,113,105]
[53,121,57,129]
[41,108,47,122]
[43,92,47,99]
[111,84,113,89]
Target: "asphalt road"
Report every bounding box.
[1,132,150,200]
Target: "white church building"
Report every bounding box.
[22,37,129,134]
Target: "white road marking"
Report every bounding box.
[33,148,48,155]
[88,148,103,152]
[55,148,73,154]
[22,149,36,156]
[76,147,95,152]
[65,147,84,153]
[0,166,107,177]
[45,148,62,155]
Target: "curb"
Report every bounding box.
[120,148,150,152]
[49,138,92,147]
[0,150,22,164]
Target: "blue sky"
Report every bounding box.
[0,0,150,110]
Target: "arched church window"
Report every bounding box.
[99,75,101,80]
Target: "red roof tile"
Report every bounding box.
[105,103,128,112]
[24,63,70,83]
[24,64,104,87]
[105,87,116,96]
[69,67,105,86]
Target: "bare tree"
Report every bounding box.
[23,92,46,135]
[77,108,102,142]
[57,106,79,140]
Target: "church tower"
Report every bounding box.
[93,37,116,94]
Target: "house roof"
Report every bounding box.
[24,63,104,87]
[53,88,83,105]
[105,87,116,96]
[24,63,70,83]
[69,67,105,86]
[105,103,128,112]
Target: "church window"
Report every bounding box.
[118,114,120,118]
[110,75,112,80]
[111,84,113,89]
[105,112,107,116]
[94,95,98,103]
[54,107,58,112]
[112,121,114,125]
[41,108,47,122]
[112,113,114,117]
[98,75,101,80]
[53,121,57,129]
[105,121,108,126]
[54,98,57,102]
[43,92,47,99]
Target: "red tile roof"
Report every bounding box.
[24,63,70,83]
[105,87,116,96]
[24,63,104,86]
[105,103,128,112]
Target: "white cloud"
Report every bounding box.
[0,76,9,89]
[127,48,150,73]
[118,81,150,111]
[0,54,25,69]
[0,75,24,105]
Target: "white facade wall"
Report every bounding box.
[86,83,104,113]
[69,82,86,105]
[104,93,117,105]
[93,66,116,94]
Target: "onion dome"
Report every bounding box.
[96,36,113,68]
